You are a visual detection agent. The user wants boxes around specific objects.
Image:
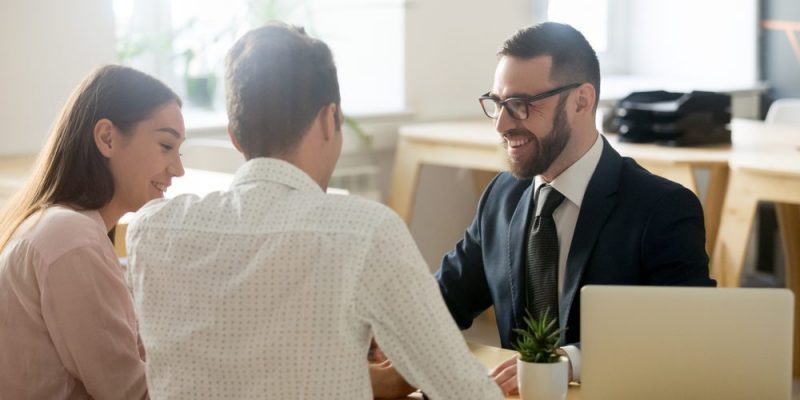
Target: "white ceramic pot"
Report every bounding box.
[517,356,569,400]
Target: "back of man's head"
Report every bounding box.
[500,22,601,110]
[225,22,341,159]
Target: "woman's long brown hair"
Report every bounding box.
[0,65,180,251]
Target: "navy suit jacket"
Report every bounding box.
[435,136,716,348]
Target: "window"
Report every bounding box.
[547,0,609,52]
[114,0,405,115]
[537,0,629,75]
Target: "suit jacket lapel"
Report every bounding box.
[507,182,535,330]
[560,136,623,329]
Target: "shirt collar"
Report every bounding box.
[231,157,324,193]
[534,132,603,208]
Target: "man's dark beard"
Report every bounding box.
[506,96,571,180]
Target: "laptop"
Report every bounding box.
[581,285,794,400]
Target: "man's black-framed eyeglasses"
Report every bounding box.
[478,83,581,120]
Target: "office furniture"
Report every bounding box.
[390,121,729,254]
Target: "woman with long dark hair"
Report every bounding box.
[0,65,185,398]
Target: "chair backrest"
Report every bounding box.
[766,98,800,125]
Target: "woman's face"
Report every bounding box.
[107,101,186,213]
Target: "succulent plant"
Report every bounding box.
[512,308,565,363]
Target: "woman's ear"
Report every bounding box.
[93,119,116,158]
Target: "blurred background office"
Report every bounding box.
[1,0,798,295]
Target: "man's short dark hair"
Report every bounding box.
[225,22,341,158]
[500,22,600,110]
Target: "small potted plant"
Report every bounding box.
[512,308,569,400]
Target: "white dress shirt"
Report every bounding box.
[126,158,502,400]
[533,132,603,382]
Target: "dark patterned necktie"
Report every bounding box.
[525,184,565,322]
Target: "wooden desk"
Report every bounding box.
[710,129,800,374]
[390,120,730,254]
[468,342,800,399]
[468,342,580,400]
[389,121,505,223]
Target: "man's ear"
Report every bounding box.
[93,119,116,158]
[574,83,596,114]
[319,103,339,141]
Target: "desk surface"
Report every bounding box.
[730,151,800,177]
[469,342,800,400]
[731,118,800,148]
[391,118,791,255]
[469,342,580,400]
[728,119,800,177]
[398,118,798,153]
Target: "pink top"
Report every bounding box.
[0,206,147,399]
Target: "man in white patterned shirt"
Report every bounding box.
[126,23,503,399]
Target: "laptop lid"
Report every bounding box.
[581,285,793,400]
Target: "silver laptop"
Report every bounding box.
[581,285,794,400]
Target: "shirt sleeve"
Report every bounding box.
[354,211,503,400]
[40,244,148,400]
[561,345,582,382]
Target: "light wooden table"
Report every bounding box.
[710,125,800,375]
[389,121,506,223]
[468,341,800,399]
[468,342,581,400]
[390,120,730,255]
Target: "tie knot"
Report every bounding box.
[535,185,565,217]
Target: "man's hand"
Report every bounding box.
[489,354,519,396]
[370,360,416,399]
[489,349,574,396]
[369,339,416,399]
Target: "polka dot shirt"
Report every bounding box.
[126,158,502,400]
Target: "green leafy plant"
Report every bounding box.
[512,308,565,363]
[115,0,372,146]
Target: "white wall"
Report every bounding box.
[403,0,534,270]
[627,0,758,86]
[0,0,116,156]
[405,0,534,121]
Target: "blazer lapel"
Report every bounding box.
[507,182,535,329]
[560,136,623,329]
